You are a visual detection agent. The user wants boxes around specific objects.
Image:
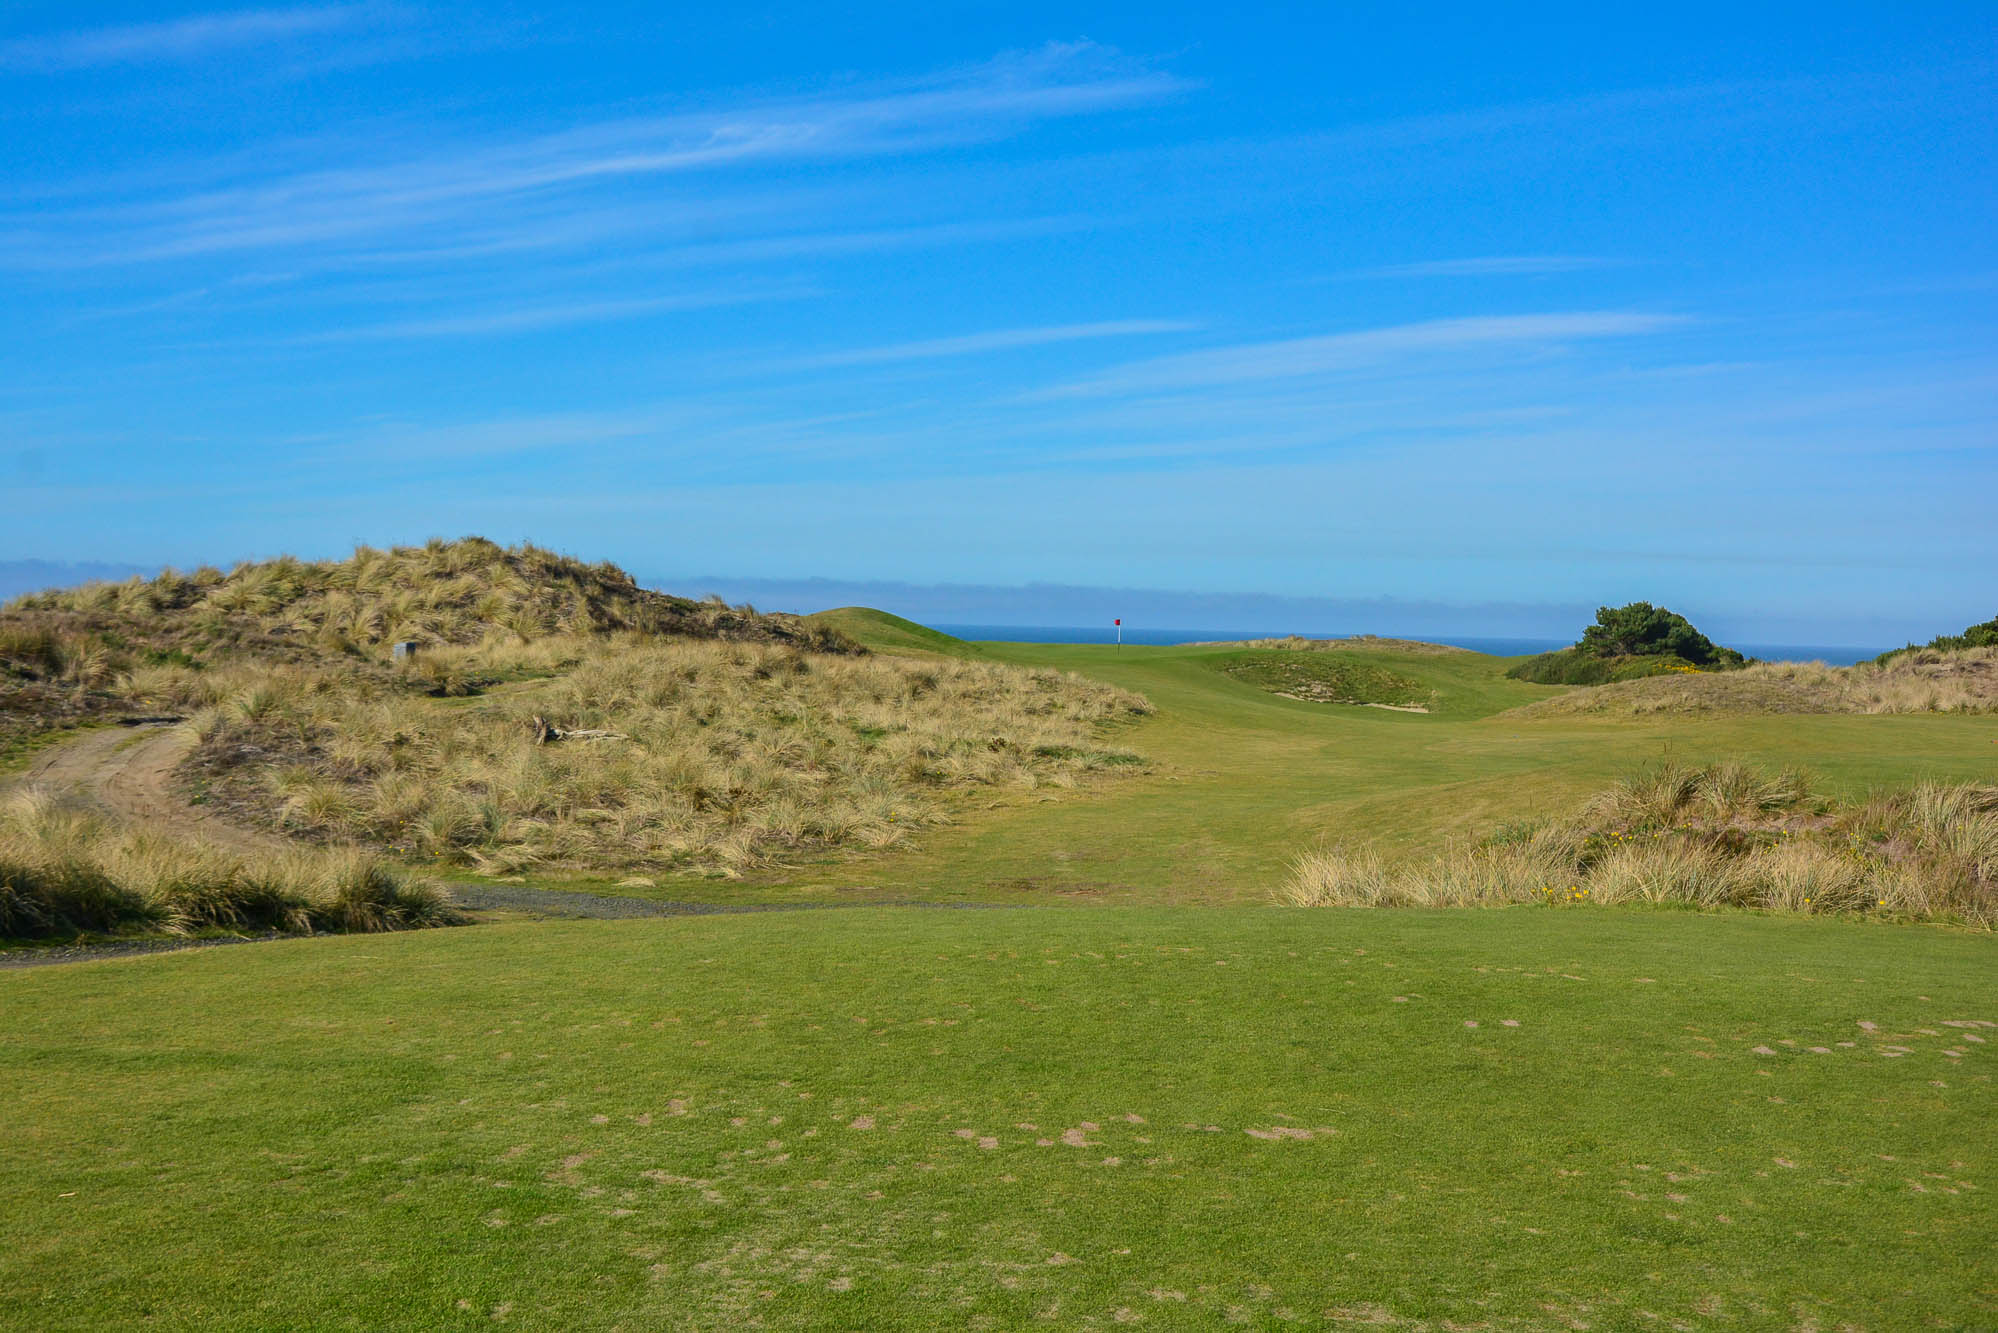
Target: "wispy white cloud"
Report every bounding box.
[797,319,1196,368]
[1354,255,1622,279]
[0,6,370,70]
[0,43,1183,267]
[1046,312,1692,397]
[290,287,810,343]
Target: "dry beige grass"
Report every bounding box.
[1507,646,1998,717]
[1282,763,1998,926]
[7,537,851,658]
[0,787,455,939]
[129,636,1152,877]
[9,541,1154,880]
[1,539,856,758]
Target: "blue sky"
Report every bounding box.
[1,3,1993,645]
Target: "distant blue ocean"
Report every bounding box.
[930,625,1881,666]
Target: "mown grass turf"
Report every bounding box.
[2,907,1991,1330]
[683,637,1998,907]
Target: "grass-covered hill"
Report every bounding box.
[0,539,854,751]
[1505,647,1998,717]
[6,536,855,667]
[1509,601,1747,685]
[804,607,979,658]
[1,544,1156,936]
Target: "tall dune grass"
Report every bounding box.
[128,637,1152,877]
[0,789,456,940]
[1283,763,1998,927]
[6,537,853,658]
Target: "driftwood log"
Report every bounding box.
[531,715,630,744]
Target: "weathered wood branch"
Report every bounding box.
[531,715,629,744]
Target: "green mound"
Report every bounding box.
[1216,651,1435,710]
[805,607,979,657]
[1508,602,1745,685]
[1506,645,1707,685]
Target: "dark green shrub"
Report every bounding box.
[1510,604,1745,684]
[1576,603,1745,667]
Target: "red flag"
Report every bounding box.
[1114,618,1121,625]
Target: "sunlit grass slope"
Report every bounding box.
[743,624,1998,907]
[2,908,1990,1330]
[805,608,980,658]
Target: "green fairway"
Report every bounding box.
[3,907,1991,1330]
[707,633,1998,906]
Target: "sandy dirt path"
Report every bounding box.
[11,721,287,854]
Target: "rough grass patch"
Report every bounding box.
[1285,762,1997,927]
[0,790,456,940]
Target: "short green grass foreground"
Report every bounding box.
[4,908,1992,1330]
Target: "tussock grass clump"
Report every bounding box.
[1509,647,1998,717]
[1283,762,1998,926]
[154,638,1152,877]
[0,790,456,940]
